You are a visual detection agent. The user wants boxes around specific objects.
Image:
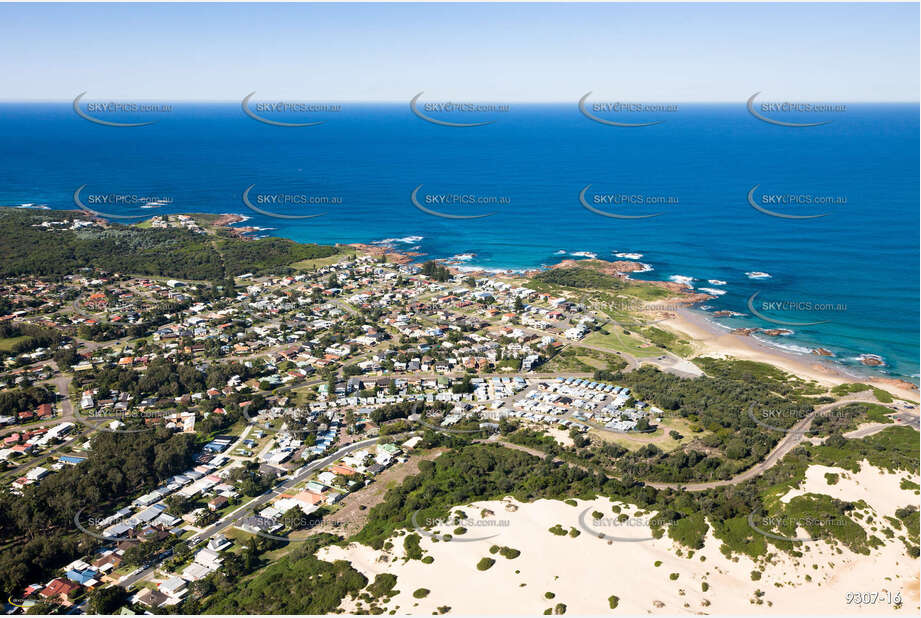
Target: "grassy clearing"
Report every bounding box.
[292,248,356,270]
[575,355,607,369]
[639,326,694,358]
[583,328,661,358]
[0,335,32,352]
[543,347,625,373]
[831,383,896,403]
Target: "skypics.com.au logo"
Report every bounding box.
[577,507,669,543]
[579,93,678,127]
[747,511,851,543]
[747,184,845,220]
[242,92,341,127]
[410,509,510,543]
[410,185,510,219]
[242,184,342,219]
[73,92,172,127]
[233,509,346,543]
[410,92,509,127]
[75,409,171,435]
[746,291,846,327]
[579,184,678,219]
[73,185,174,220]
[747,92,846,128]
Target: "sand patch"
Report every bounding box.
[322,476,920,615]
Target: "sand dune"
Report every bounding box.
[322,464,920,615]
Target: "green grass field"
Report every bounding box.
[0,335,32,352]
[583,328,662,358]
[292,248,357,270]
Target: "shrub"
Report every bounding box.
[368,574,398,599]
[608,596,619,609]
[403,533,423,560]
[499,546,521,559]
[413,588,430,599]
[476,557,495,571]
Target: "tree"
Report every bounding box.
[452,376,474,394]
[88,586,128,614]
[569,428,590,448]
[173,541,191,560]
[196,510,219,527]
[282,506,307,531]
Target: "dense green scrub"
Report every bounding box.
[0,208,336,278]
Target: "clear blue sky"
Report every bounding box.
[1,2,917,101]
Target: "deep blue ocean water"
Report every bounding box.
[0,102,917,381]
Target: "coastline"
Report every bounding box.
[662,306,920,402]
[410,250,919,392]
[67,209,921,391]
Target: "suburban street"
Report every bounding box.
[117,433,406,589]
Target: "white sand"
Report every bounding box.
[543,426,574,447]
[322,465,920,615]
[659,309,920,403]
[780,459,917,511]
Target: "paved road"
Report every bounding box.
[844,410,921,439]
[0,366,74,438]
[0,368,84,481]
[118,433,406,590]
[187,434,401,544]
[893,411,921,430]
[71,296,114,325]
[646,398,898,491]
[494,397,912,494]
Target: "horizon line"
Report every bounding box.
[2,98,919,104]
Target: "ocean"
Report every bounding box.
[0,101,917,382]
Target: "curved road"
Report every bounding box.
[493,397,912,493]
[647,398,896,491]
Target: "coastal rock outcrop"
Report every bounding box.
[550,258,648,275]
[761,328,793,336]
[859,354,885,367]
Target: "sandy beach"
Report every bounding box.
[660,307,920,403]
[322,461,919,615]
